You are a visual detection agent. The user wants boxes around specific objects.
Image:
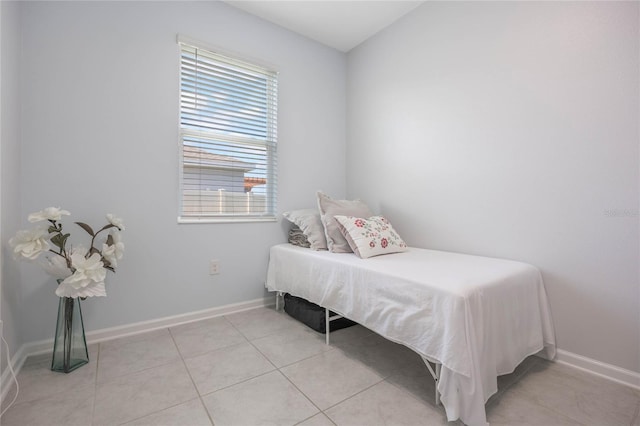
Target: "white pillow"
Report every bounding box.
[283,209,327,250]
[317,192,374,253]
[334,215,408,259]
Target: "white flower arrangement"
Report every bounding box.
[9,207,125,298]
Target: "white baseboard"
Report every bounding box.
[555,348,640,390]
[1,295,275,403]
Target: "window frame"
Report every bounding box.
[177,35,278,224]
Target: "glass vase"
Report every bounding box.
[51,296,89,373]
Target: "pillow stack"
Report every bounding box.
[316,191,373,253]
[283,191,407,259]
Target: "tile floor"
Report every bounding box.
[1,306,639,426]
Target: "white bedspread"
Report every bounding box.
[265,244,556,426]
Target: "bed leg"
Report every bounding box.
[435,363,441,406]
[422,358,442,406]
[325,308,330,345]
[275,292,285,311]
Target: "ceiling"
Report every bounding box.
[222,1,425,52]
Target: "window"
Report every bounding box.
[178,37,278,222]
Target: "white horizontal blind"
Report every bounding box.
[179,41,278,221]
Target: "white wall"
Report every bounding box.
[16,1,346,343]
[347,2,639,373]
[1,0,23,372]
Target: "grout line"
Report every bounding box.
[235,308,332,420]
[320,377,386,413]
[90,343,100,425]
[93,329,181,385]
[294,411,337,426]
[167,326,217,426]
[249,331,336,370]
[271,335,388,423]
[198,368,279,398]
[276,364,324,415]
[266,307,394,419]
[117,397,205,426]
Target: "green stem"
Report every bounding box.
[89,228,109,258]
[63,297,74,373]
[48,249,73,270]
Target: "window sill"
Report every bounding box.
[178,216,277,224]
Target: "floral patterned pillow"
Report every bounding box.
[334,215,408,259]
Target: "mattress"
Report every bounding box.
[265,244,556,426]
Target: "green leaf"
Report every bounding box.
[106,234,114,246]
[50,233,69,250]
[50,234,63,249]
[75,222,95,236]
[48,225,57,233]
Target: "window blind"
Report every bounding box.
[179,40,278,222]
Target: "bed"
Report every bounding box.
[265,243,556,426]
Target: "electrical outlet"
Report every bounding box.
[209,259,220,275]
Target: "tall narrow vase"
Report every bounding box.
[51,297,89,373]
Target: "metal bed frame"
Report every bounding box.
[275,292,442,406]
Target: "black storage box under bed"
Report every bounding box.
[283,293,357,334]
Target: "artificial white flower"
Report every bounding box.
[10,208,125,299]
[70,252,107,283]
[41,255,72,280]
[69,245,87,256]
[110,231,125,258]
[56,252,107,298]
[9,227,50,260]
[103,230,125,268]
[28,207,70,223]
[56,279,106,298]
[106,214,125,230]
[102,243,118,268]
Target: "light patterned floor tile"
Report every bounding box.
[385,358,438,405]
[224,307,309,340]
[633,401,640,426]
[5,307,639,426]
[123,398,213,426]
[507,359,640,425]
[202,370,318,426]
[296,412,336,426]
[0,382,95,426]
[280,348,385,410]
[93,361,198,425]
[252,324,332,367]
[185,341,275,395]
[325,380,448,426]
[170,316,247,359]
[487,387,583,425]
[97,328,181,382]
[7,351,98,406]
